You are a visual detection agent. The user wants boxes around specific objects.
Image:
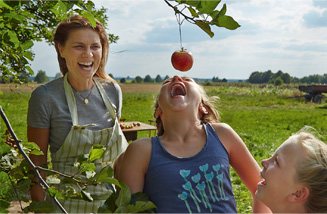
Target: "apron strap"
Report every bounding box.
[94,78,117,121]
[64,74,78,125]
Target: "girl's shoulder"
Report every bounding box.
[210,122,233,133]
[127,138,152,152]
[209,122,242,153]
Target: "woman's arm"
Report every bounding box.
[27,126,50,201]
[118,138,152,194]
[213,123,272,213]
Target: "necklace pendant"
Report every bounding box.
[84,99,89,104]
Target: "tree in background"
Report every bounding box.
[274,76,283,86]
[54,72,63,79]
[34,70,49,83]
[144,75,154,83]
[155,75,163,83]
[134,76,143,83]
[0,0,118,84]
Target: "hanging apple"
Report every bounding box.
[171,48,193,72]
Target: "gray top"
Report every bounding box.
[27,77,122,153]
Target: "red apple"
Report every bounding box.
[171,49,193,72]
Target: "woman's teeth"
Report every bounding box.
[79,62,92,66]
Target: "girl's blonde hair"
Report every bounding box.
[291,130,327,213]
[53,15,115,82]
[154,78,220,136]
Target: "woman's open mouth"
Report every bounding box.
[78,61,93,70]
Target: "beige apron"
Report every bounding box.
[50,74,128,213]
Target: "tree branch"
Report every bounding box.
[0,105,67,214]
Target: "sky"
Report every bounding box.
[30,0,327,80]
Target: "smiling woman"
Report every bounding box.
[27,15,128,213]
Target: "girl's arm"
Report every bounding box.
[27,126,50,201]
[213,123,272,213]
[118,138,152,194]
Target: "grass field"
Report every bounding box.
[1,82,327,213]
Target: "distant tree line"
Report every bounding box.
[248,70,327,85]
[2,69,327,85]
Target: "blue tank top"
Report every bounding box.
[143,123,237,213]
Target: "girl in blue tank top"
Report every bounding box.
[118,75,271,213]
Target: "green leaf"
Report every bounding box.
[80,162,96,173]
[97,192,116,213]
[25,66,34,76]
[218,3,227,17]
[115,183,131,208]
[126,201,156,213]
[25,201,54,213]
[8,31,18,45]
[81,190,93,202]
[81,11,96,28]
[93,165,113,183]
[23,51,34,61]
[216,15,241,30]
[88,145,105,162]
[185,0,201,7]
[198,0,221,14]
[195,20,214,37]
[0,143,11,156]
[0,199,10,212]
[0,1,13,10]
[22,41,34,50]
[188,7,199,18]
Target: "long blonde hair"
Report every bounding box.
[154,77,220,136]
[292,130,327,213]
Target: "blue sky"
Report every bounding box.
[31,0,327,80]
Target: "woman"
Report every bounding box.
[256,130,327,213]
[27,15,128,213]
[118,75,271,213]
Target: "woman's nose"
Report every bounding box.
[83,48,93,57]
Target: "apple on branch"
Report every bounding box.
[171,48,193,72]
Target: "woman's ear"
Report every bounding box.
[154,107,162,119]
[199,103,208,115]
[288,187,310,203]
[58,43,65,58]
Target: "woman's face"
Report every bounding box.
[255,139,304,212]
[59,28,102,80]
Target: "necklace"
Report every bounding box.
[74,88,92,104]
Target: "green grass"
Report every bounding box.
[1,84,327,213]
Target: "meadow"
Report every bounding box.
[1,82,327,213]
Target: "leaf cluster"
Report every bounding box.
[0,121,155,213]
[166,0,240,37]
[0,0,118,84]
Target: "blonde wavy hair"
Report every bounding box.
[291,130,327,213]
[154,77,220,136]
